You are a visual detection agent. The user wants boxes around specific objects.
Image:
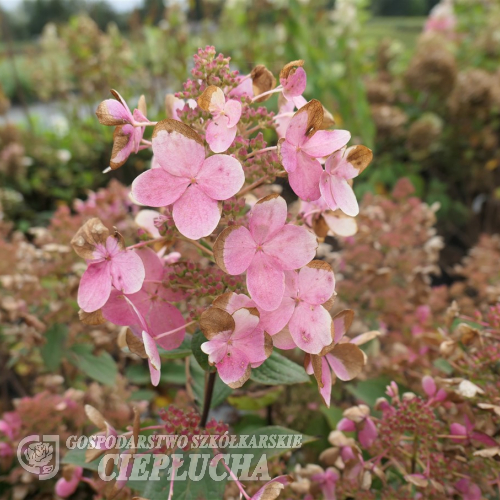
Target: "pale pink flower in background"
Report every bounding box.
[320,145,373,217]
[455,478,481,500]
[424,0,456,35]
[132,120,244,239]
[337,405,378,448]
[55,466,83,498]
[422,375,447,402]
[214,194,318,311]
[310,467,339,500]
[279,100,350,201]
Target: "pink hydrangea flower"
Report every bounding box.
[310,467,339,500]
[71,218,145,313]
[320,145,373,217]
[258,261,335,354]
[278,100,351,201]
[198,86,242,153]
[213,194,318,311]
[95,90,150,170]
[450,415,497,447]
[280,61,308,107]
[55,466,83,498]
[102,247,186,351]
[424,0,456,35]
[455,478,481,500]
[305,310,365,406]
[229,74,253,99]
[337,405,378,448]
[132,120,244,239]
[200,306,272,388]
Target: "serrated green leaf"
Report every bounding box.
[228,386,283,410]
[250,351,310,385]
[69,344,118,386]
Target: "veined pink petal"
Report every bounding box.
[148,359,161,387]
[102,289,149,326]
[288,153,322,201]
[135,210,161,238]
[201,330,231,365]
[259,295,296,335]
[298,265,335,305]
[110,124,136,166]
[282,67,307,99]
[324,148,344,174]
[132,168,189,207]
[102,98,133,124]
[285,109,310,147]
[110,250,145,295]
[323,212,357,237]
[293,95,308,108]
[272,327,297,350]
[152,129,205,178]
[264,224,317,270]
[136,247,164,282]
[218,226,256,275]
[224,293,256,314]
[224,99,242,127]
[216,346,249,386]
[78,261,112,312]
[289,302,332,354]
[197,155,244,200]
[173,185,221,239]
[279,139,299,173]
[326,351,357,381]
[329,176,359,217]
[320,172,338,212]
[327,153,358,180]
[232,308,260,340]
[206,117,237,153]
[249,195,287,245]
[142,330,160,371]
[246,252,285,311]
[234,325,268,366]
[319,357,333,407]
[302,130,351,158]
[149,302,185,351]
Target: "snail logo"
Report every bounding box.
[17,435,59,480]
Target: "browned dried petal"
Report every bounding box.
[197,85,220,111]
[319,447,340,466]
[306,260,333,272]
[199,307,235,340]
[329,343,365,380]
[165,94,177,118]
[138,94,147,116]
[312,214,329,239]
[280,60,305,80]
[71,218,109,260]
[227,365,252,389]
[109,125,131,170]
[311,354,324,388]
[85,446,106,463]
[294,99,324,139]
[152,119,204,146]
[320,106,335,130]
[125,330,148,359]
[251,65,276,102]
[257,475,292,500]
[62,464,77,481]
[457,323,481,346]
[85,404,107,429]
[264,332,274,358]
[333,309,355,336]
[346,145,373,175]
[96,90,128,126]
[322,293,337,311]
[79,308,106,325]
[212,292,234,311]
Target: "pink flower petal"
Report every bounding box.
[223,293,256,314]
[246,252,285,311]
[216,346,250,386]
[234,324,268,367]
[201,330,231,365]
[78,261,111,312]
[319,171,338,211]
[264,224,318,270]
[323,212,357,237]
[298,264,335,305]
[132,168,189,207]
[102,289,149,326]
[173,185,221,239]
[282,67,307,99]
[279,139,299,173]
[259,295,296,335]
[285,109,310,147]
[100,98,133,124]
[319,357,333,407]
[197,154,244,200]
[327,151,358,179]
[329,176,359,217]
[326,350,358,381]
[272,327,297,349]
[289,302,332,354]
[152,129,205,178]
[337,418,356,432]
[224,99,242,127]
[148,302,185,351]
[206,117,237,153]
[142,330,160,371]
[135,210,161,238]
[358,418,377,448]
[249,195,287,244]
[303,130,351,158]
[217,226,256,275]
[110,250,146,295]
[207,87,226,114]
[288,153,322,201]
[148,359,161,387]
[232,308,260,340]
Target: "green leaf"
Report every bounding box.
[62,448,99,471]
[68,344,118,386]
[320,405,344,430]
[433,358,453,375]
[138,450,226,500]
[190,357,232,408]
[191,330,211,371]
[228,387,283,411]
[250,351,310,385]
[346,376,392,407]
[41,324,67,371]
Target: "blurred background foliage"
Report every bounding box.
[0,0,499,264]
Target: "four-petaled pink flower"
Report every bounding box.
[214,194,318,311]
[337,404,378,448]
[71,218,145,313]
[198,86,242,153]
[320,145,373,217]
[200,305,272,388]
[450,415,497,447]
[96,90,150,170]
[132,120,244,240]
[310,467,339,500]
[280,60,308,107]
[259,261,336,354]
[278,99,351,201]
